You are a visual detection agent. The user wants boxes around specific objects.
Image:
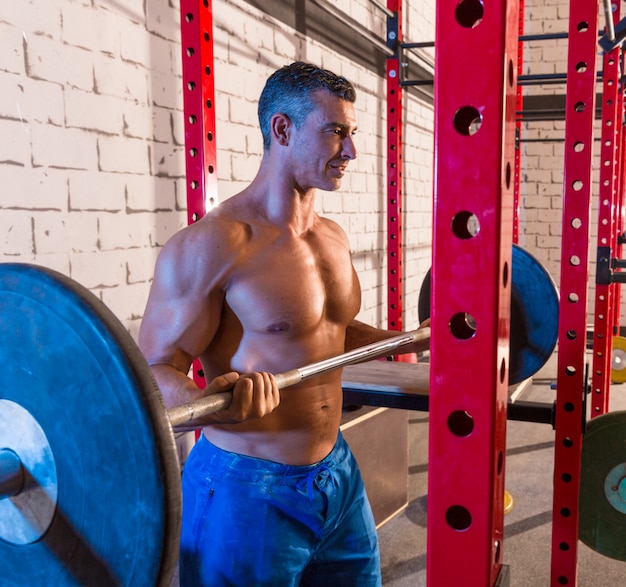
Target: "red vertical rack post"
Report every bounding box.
[609,78,626,353]
[613,91,626,334]
[513,0,525,245]
[592,10,622,418]
[612,85,626,330]
[386,0,403,332]
[427,0,519,585]
[550,0,599,583]
[179,0,219,392]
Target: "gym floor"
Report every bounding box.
[168,353,626,586]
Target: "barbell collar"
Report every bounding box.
[167,328,430,431]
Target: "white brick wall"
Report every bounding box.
[7,0,621,430]
[520,0,615,330]
[5,0,613,357]
[0,0,186,338]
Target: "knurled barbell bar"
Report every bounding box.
[168,327,428,431]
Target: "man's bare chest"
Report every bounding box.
[224,236,360,335]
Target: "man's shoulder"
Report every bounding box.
[180,205,249,243]
[314,215,350,245]
[155,209,248,276]
[316,215,344,231]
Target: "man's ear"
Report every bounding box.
[270,113,292,146]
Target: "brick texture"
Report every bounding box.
[4,0,604,353]
[521,0,610,328]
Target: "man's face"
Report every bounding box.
[289,91,358,193]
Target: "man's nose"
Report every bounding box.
[342,135,357,160]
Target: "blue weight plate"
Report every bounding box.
[418,245,559,385]
[0,264,181,586]
[508,245,559,384]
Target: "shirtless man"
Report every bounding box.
[139,62,429,587]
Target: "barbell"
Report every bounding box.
[0,252,568,585]
[0,263,430,586]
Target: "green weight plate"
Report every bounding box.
[580,410,626,561]
[0,263,181,586]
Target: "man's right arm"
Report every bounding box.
[138,224,280,425]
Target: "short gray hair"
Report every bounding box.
[258,62,357,150]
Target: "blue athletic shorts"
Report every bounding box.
[179,431,381,586]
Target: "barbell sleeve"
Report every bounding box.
[0,449,24,500]
[166,327,430,431]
